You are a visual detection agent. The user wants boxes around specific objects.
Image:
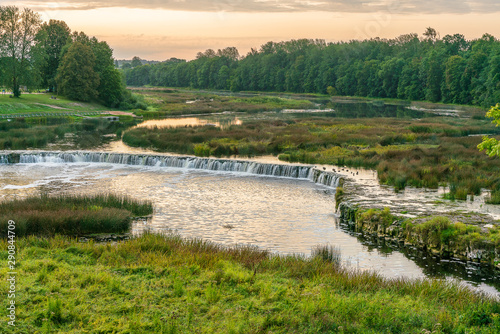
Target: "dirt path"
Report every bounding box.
[34,103,68,110]
[105,111,138,117]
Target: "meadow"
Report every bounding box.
[0,233,498,333]
[0,93,109,115]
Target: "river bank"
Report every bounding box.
[336,189,500,271]
[1,233,499,333]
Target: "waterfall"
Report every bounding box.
[0,154,9,164]
[0,151,343,188]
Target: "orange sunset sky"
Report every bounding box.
[7,1,500,60]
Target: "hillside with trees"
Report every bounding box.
[124,28,500,108]
[0,5,143,109]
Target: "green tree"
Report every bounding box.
[442,55,467,104]
[34,19,71,92]
[98,66,123,107]
[56,42,99,101]
[422,49,445,102]
[0,6,42,97]
[378,58,404,98]
[478,104,500,156]
[217,65,230,89]
[131,56,142,68]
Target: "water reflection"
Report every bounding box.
[133,116,242,130]
[343,228,500,295]
[0,162,497,297]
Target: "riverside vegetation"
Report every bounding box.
[0,89,142,150]
[124,30,500,109]
[0,115,138,150]
[122,94,500,202]
[336,199,500,268]
[0,194,153,236]
[0,233,499,333]
[2,195,498,332]
[130,87,317,117]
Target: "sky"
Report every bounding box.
[6,1,500,60]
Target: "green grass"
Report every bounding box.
[0,194,153,237]
[0,233,498,333]
[0,93,109,114]
[404,216,500,254]
[130,88,316,117]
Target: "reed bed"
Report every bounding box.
[0,193,153,237]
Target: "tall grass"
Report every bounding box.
[311,244,342,265]
[131,89,316,116]
[1,233,498,333]
[0,193,153,237]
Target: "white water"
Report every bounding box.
[1,151,342,188]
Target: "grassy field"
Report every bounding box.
[0,233,498,333]
[0,93,110,115]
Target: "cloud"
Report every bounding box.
[14,0,500,14]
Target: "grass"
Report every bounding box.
[0,91,142,150]
[0,93,109,114]
[130,88,317,117]
[344,206,500,265]
[0,233,498,333]
[0,194,153,237]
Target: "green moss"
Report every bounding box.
[357,207,394,232]
[402,217,499,257]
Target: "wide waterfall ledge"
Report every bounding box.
[0,151,343,189]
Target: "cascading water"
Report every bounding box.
[1,150,499,296]
[0,151,342,188]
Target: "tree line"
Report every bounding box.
[0,6,142,109]
[125,28,500,107]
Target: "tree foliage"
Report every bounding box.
[125,30,500,108]
[34,19,71,92]
[0,6,136,108]
[56,42,99,102]
[478,104,500,156]
[0,6,42,97]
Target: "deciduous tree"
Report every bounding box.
[0,6,42,97]
[478,104,500,156]
[34,19,71,92]
[56,42,99,101]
